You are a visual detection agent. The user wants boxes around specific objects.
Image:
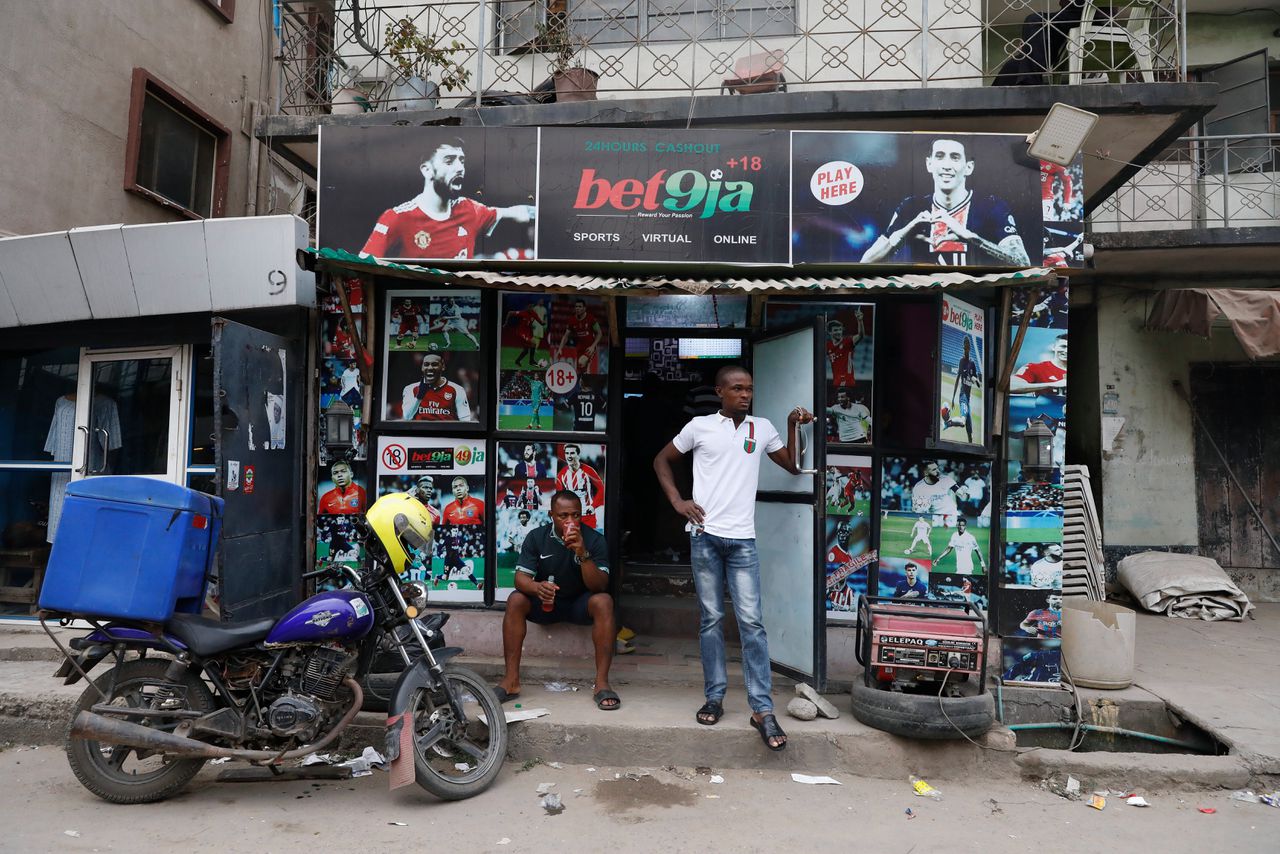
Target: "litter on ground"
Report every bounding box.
[544,681,576,692]
[338,746,387,777]
[910,777,940,799]
[792,774,841,785]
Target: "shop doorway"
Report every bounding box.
[70,347,190,483]
[619,336,747,574]
[617,327,828,686]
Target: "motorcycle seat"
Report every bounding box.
[164,613,278,657]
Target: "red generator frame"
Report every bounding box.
[855,596,988,693]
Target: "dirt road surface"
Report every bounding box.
[2,746,1275,853]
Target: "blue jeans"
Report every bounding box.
[690,533,773,715]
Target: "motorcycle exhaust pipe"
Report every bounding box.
[71,710,241,759]
[69,677,364,763]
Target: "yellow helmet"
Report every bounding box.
[365,492,434,576]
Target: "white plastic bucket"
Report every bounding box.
[1061,598,1136,689]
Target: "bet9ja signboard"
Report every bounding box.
[318,126,1082,269]
[534,128,788,263]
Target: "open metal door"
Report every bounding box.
[213,318,303,621]
[1197,49,1271,175]
[752,319,826,689]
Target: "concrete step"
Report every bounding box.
[2,658,1262,789]
[0,659,1013,782]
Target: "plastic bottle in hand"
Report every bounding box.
[542,574,556,612]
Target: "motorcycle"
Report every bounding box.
[43,491,507,804]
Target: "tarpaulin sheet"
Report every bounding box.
[1146,288,1280,359]
[1117,551,1254,622]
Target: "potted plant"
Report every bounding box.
[382,16,471,110]
[536,15,598,102]
[328,56,374,115]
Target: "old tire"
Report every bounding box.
[849,680,995,740]
[66,658,216,804]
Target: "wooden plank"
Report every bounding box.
[1261,365,1280,568]
[1191,365,1235,568]
[0,585,36,604]
[1225,366,1264,569]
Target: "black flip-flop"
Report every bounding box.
[493,686,520,704]
[593,689,621,711]
[750,713,787,751]
[696,700,723,725]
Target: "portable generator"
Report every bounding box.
[855,596,987,693]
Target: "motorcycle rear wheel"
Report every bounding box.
[410,664,508,800]
[66,658,216,804]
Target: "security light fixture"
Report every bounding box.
[1027,103,1100,166]
[1021,417,1055,482]
[324,400,354,450]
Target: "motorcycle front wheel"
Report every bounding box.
[410,664,508,800]
[66,658,216,804]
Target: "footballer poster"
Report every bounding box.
[381,289,483,424]
[938,295,986,448]
[1000,282,1068,686]
[319,126,1083,268]
[765,302,874,444]
[493,441,607,603]
[823,454,874,623]
[375,436,488,604]
[318,126,538,263]
[879,456,992,600]
[497,293,609,432]
[790,131,1082,267]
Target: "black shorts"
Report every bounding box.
[520,590,595,626]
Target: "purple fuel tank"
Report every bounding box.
[265,590,375,645]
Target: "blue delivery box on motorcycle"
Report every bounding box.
[40,477,223,621]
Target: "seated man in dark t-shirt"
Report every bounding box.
[495,490,620,710]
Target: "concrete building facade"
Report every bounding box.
[0,0,310,237]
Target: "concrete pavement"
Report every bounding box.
[1,604,1277,792]
[2,749,1276,854]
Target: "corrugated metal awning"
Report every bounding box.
[0,216,315,329]
[309,248,1056,294]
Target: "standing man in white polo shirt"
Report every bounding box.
[653,365,812,752]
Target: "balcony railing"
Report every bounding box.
[1091,135,1280,232]
[275,0,1185,115]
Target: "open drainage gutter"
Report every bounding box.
[1007,722,1209,753]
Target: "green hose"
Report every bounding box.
[1007,722,1209,753]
